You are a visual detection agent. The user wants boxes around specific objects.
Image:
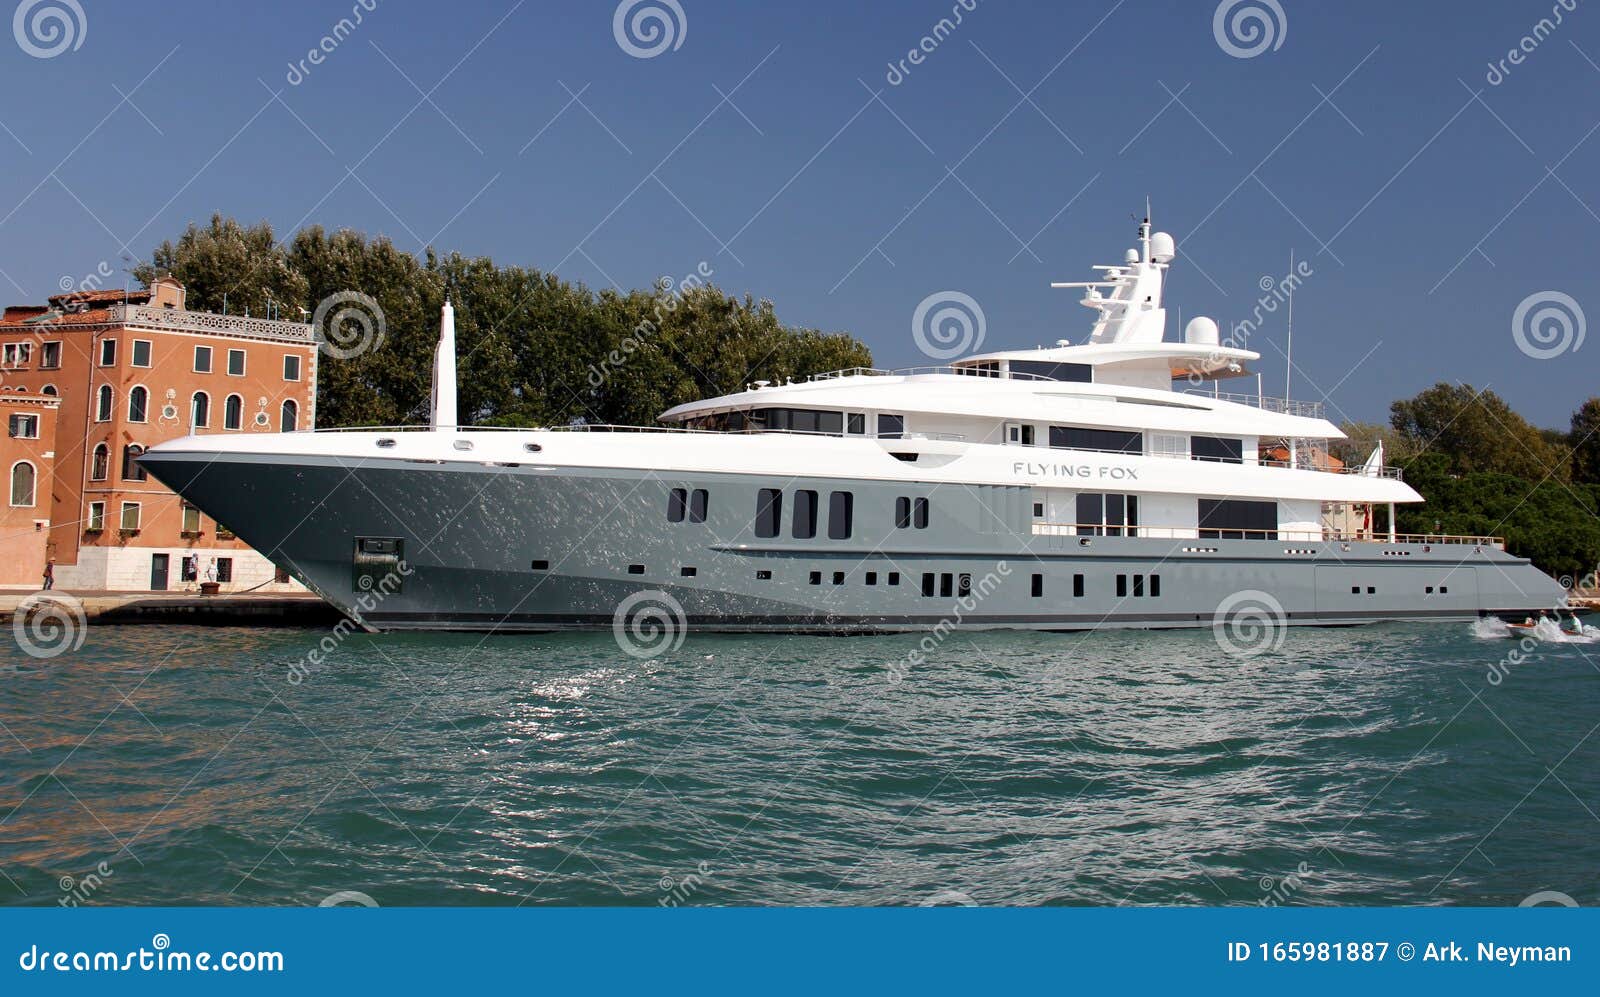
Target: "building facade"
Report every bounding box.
[0,393,61,588]
[0,278,318,592]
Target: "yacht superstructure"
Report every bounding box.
[140,216,1562,634]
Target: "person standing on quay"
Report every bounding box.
[42,558,54,591]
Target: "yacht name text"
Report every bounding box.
[1013,461,1138,481]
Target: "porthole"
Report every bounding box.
[376,438,397,449]
[453,439,474,451]
[524,443,543,453]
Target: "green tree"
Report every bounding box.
[1571,397,1600,485]
[133,214,308,320]
[1390,382,1569,482]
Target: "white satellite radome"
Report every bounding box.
[1124,248,1139,264]
[1149,231,1176,263]
[1184,315,1219,346]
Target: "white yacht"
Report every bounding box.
[140,216,1562,633]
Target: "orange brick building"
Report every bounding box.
[0,278,318,592]
[0,393,62,588]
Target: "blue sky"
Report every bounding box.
[0,0,1596,427]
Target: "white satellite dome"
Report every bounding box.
[1184,316,1219,346]
[1149,231,1176,263]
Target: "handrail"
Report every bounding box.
[1182,390,1327,420]
[808,365,1058,382]
[1031,522,1502,546]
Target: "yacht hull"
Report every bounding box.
[138,449,1566,635]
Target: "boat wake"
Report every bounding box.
[1471,617,1600,643]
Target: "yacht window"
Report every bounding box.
[1150,575,1161,597]
[668,488,687,523]
[1149,434,1188,459]
[1077,493,1138,537]
[1005,423,1036,446]
[752,408,845,435]
[689,488,708,523]
[793,489,818,539]
[1050,426,1143,454]
[877,414,905,439]
[895,496,911,529]
[1073,574,1085,597]
[958,361,1001,378]
[755,488,782,538]
[1117,575,1127,597]
[1009,360,1092,382]
[828,491,853,539]
[888,572,900,586]
[957,573,971,597]
[1031,574,1043,597]
[846,413,866,435]
[1192,436,1244,464]
[1198,498,1277,540]
[865,572,877,585]
[913,497,929,529]
[939,573,954,598]
[921,573,935,596]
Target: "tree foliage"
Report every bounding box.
[137,216,871,428]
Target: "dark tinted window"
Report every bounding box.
[793,490,818,539]
[1191,436,1244,463]
[1073,574,1085,597]
[828,491,853,539]
[667,488,686,522]
[689,488,708,523]
[921,572,935,596]
[878,414,905,438]
[957,573,971,597]
[1198,498,1277,539]
[1031,573,1043,597]
[1049,425,1142,454]
[755,489,782,538]
[847,413,865,435]
[1009,360,1092,382]
[913,497,929,529]
[895,496,911,529]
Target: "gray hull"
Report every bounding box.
[139,451,1566,634]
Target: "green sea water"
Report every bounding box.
[1,620,1596,907]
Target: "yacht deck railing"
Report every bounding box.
[1031,522,1503,547]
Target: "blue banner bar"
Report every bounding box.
[2,908,1592,994]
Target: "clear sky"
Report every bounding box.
[0,0,1596,427]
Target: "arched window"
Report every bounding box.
[40,384,57,396]
[10,461,35,507]
[280,399,298,432]
[95,384,113,421]
[191,391,210,428]
[128,385,149,423]
[90,443,109,481]
[224,394,243,430]
[122,444,147,482]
